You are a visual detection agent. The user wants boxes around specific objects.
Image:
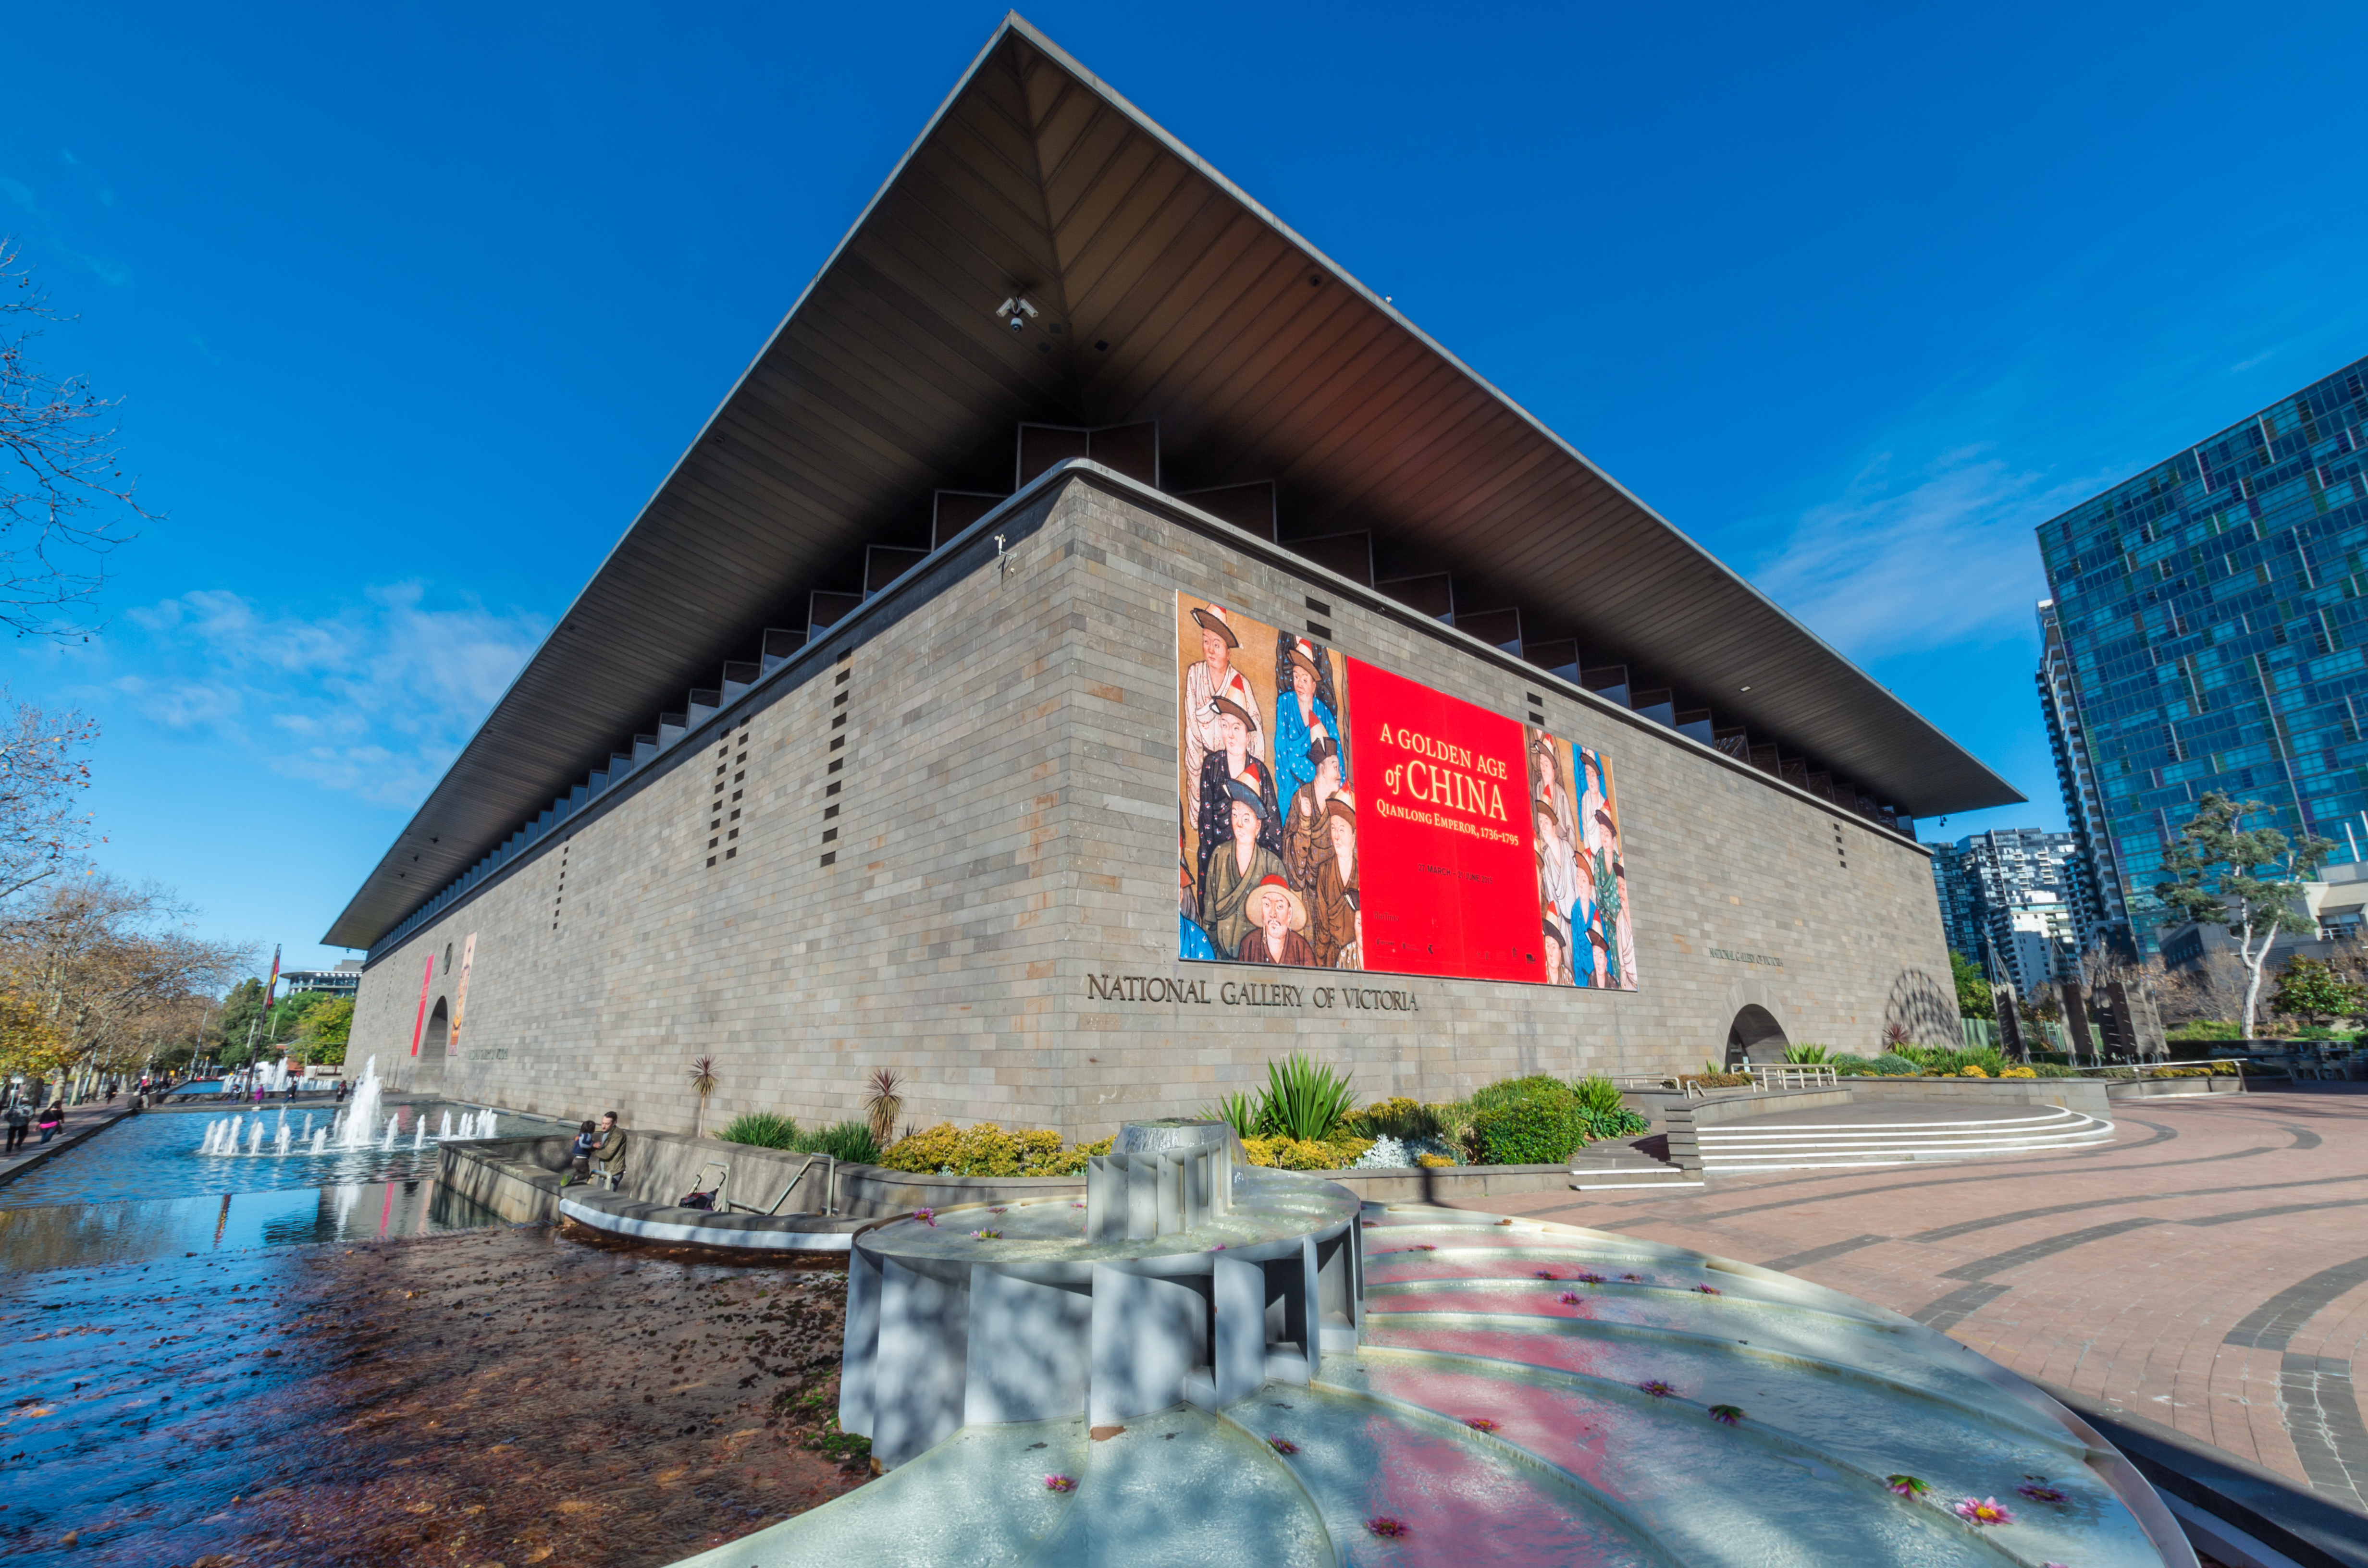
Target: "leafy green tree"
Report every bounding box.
[2269,956,2357,1032]
[1949,950,1994,1020]
[295,996,351,1066]
[210,977,268,1060]
[2154,794,2334,1041]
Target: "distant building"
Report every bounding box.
[1996,893,2080,998]
[281,960,362,999]
[2036,599,2132,956]
[2035,355,2368,957]
[1930,828,2095,992]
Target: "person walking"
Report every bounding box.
[35,1103,65,1145]
[3,1100,28,1155]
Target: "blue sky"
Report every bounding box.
[6,2,2366,976]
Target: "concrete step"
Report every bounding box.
[1696,1106,2115,1173]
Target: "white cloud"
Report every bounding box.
[1743,441,2106,661]
[110,584,546,808]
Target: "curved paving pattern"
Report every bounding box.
[1470,1085,2368,1514]
[674,1205,2190,1567]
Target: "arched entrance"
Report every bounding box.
[413,998,450,1087]
[1725,1004,1788,1066]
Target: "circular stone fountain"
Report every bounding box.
[688,1124,2196,1567]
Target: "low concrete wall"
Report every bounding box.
[2103,1075,2246,1101]
[437,1133,570,1223]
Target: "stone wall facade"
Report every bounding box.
[355,469,1958,1138]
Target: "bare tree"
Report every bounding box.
[0,690,98,901]
[1,872,249,1094]
[1,236,148,639]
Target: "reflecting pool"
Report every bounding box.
[0,1178,500,1272]
[3,1099,552,1208]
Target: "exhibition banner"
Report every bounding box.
[1175,593,1638,990]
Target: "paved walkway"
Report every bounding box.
[0,1099,134,1188]
[1456,1084,2368,1511]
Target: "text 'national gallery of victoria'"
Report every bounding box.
[327,19,2021,1138]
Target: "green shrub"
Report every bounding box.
[793,1120,880,1164]
[720,1112,801,1150]
[2024,1061,2078,1078]
[1578,1106,1648,1140]
[1869,1053,1920,1076]
[1570,1075,1627,1116]
[1473,1097,1590,1165]
[1781,1043,1831,1064]
[1471,1075,1572,1113]
[1828,1054,1880,1076]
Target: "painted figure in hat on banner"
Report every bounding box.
[1283,736,1345,893]
[1193,694,1284,894]
[1577,747,1610,862]
[1200,779,1290,958]
[1236,873,1317,967]
[1530,729,1578,856]
[1272,634,1347,817]
[1183,602,1263,834]
[1179,807,1218,961]
[1532,794,1582,977]
[1542,917,1574,985]
[1308,787,1361,969]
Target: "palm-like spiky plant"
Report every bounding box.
[687,1054,720,1138]
[863,1067,904,1151]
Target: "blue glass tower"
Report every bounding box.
[2037,355,2368,955]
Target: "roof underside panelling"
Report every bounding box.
[325,18,2015,950]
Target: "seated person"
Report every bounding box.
[591,1112,628,1187]
[565,1119,598,1185]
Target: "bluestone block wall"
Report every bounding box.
[354,473,1955,1137]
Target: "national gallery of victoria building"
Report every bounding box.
[327,20,2019,1138]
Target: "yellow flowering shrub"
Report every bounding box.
[1240,1135,1374,1170]
[1958,1065,1989,1078]
[1998,1066,2036,1078]
[1415,1153,1456,1169]
[878,1123,1115,1176]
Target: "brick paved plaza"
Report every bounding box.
[1463,1084,2368,1511]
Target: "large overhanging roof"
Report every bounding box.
[324,13,2017,951]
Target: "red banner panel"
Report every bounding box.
[1348,659,1543,983]
[1176,592,1639,990]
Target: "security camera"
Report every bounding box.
[993,295,1041,333]
[1009,314,1027,332]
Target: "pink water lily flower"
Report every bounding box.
[1463,1416,1499,1432]
[1694,1283,1722,1296]
[1044,1474,1076,1493]
[1365,1516,1409,1537]
[1533,1269,1557,1280]
[913,1208,937,1227]
[1640,1380,1676,1398]
[1953,1496,2016,1526]
[1557,1291,1583,1306]
[1885,1474,1927,1497]
[1266,1435,1297,1455]
[1574,1271,1605,1285]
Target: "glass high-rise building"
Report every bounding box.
[2037,355,2368,956]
